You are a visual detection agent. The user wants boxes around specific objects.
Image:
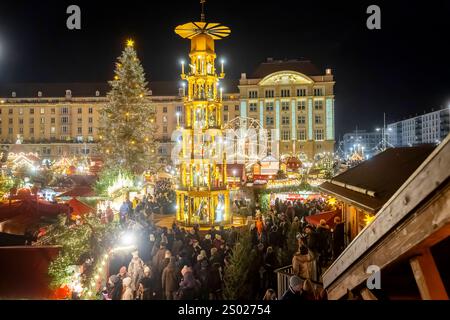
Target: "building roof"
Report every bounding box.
[0,83,109,98]
[319,146,435,212]
[0,80,241,98]
[250,58,322,79]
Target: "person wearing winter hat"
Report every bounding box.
[108,274,122,300]
[121,277,134,300]
[280,275,304,300]
[128,250,145,294]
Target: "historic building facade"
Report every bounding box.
[238,58,335,160]
[0,58,334,163]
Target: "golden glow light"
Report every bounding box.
[126,39,134,47]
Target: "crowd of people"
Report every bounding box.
[102,207,239,300]
[98,194,344,301]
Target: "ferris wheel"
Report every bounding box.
[222,116,269,169]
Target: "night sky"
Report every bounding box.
[0,0,449,138]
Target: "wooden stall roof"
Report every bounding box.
[322,135,450,299]
[319,146,435,212]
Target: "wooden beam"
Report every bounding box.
[326,184,450,300]
[323,136,450,291]
[409,248,449,300]
[360,288,378,300]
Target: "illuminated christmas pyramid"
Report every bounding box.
[174,1,231,226]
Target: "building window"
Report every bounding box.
[8,128,13,134]
[88,117,93,123]
[19,118,24,125]
[281,89,290,97]
[30,118,34,125]
[88,107,93,114]
[88,127,93,134]
[77,127,82,134]
[61,107,68,114]
[30,127,34,134]
[163,116,168,123]
[298,130,306,141]
[281,101,289,111]
[8,109,13,115]
[265,102,274,112]
[249,103,257,112]
[282,116,290,125]
[40,108,44,114]
[77,118,82,124]
[30,108,34,114]
[77,108,82,114]
[265,90,274,98]
[282,130,290,141]
[61,117,68,124]
[51,127,56,134]
[297,100,306,111]
[88,136,94,142]
[314,88,324,96]
[249,90,258,98]
[40,117,45,124]
[315,129,324,140]
[51,108,55,114]
[8,118,13,125]
[298,116,306,124]
[266,116,274,126]
[19,108,23,115]
[19,127,23,134]
[297,88,306,97]
[314,100,323,110]
[163,126,168,133]
[315,115,322,124]
[163,106,167,113]
[224,114,228,122]
[224,105,228,111]
[176,106,182,113]
[235,105,239,111]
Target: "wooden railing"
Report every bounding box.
[274,264,323,299]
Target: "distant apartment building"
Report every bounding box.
[343,130,382,157]
[387,106,450,147]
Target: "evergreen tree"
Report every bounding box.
[223,229,257,299]
[98,40,158,174]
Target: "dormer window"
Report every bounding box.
[38,91,42,97]
[95,90,100,97]
[12,92,16,98]
[65,90,72,97]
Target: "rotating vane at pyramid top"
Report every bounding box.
[175,22,231,40]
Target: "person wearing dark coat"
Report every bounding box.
[280,276,305,301]
[138,266,155,300]
[263,246,278,289]
[197,260,210,300]
[332,216,345,259]
[108,275,123,300]
[208,262,223,300]
[201,234,213,257]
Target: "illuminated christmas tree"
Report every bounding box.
[98,40,158,174]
